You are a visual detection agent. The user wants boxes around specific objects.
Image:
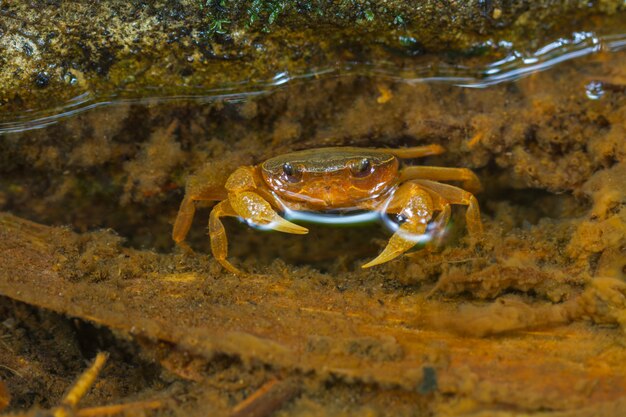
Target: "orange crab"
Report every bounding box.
[173,145,483,274]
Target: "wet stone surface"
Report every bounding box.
[1,2,626,130]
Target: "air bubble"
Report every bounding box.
[63,71,78,85]
[585,81,604,100]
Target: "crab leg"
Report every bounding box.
[428,202,452,246]
[173,184,227,245]
[399,166,482,194]
[172,195,196,244]
[385,144,445,159]
[413,179,483,237]
[362,183,434,268]
[207,200,243,274]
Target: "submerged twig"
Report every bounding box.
[230,377,301,417]
[0,365,22,379]
[0,351,168,417]
[76,399,165,417]
[54,352,109,417]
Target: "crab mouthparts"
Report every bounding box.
[322,189,335,205]
[305,181,343,204]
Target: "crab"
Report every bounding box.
[172,145,483,274]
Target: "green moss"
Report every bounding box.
[197,0,290,30]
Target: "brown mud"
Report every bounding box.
[1,27,626,417]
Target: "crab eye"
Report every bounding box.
[350,158,372,178]
[282,162,302,183]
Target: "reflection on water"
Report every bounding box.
[1,31,625,135]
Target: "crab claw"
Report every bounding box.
[265,215,309,235]
[362,229,420,268]
[231,191,309,235]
